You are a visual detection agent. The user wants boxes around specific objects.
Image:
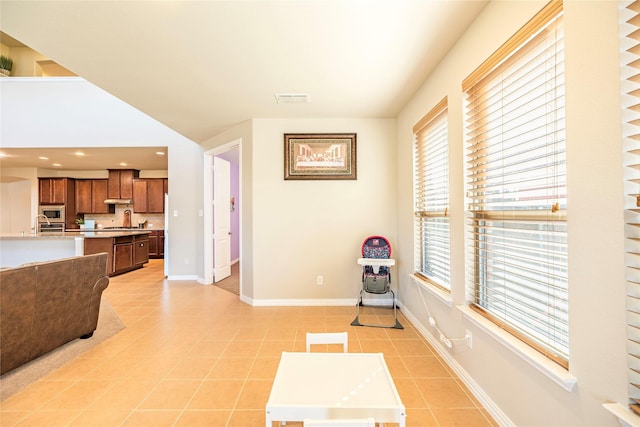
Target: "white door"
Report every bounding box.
[213,157,231,282]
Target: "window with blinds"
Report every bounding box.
[620,0,640,417]
[463,0,568,367]
[413,97,450,291]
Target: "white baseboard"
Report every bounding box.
[398,301,515,427]
[167,274,199,281]
[251,298,357,307]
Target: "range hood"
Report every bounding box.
[104,198,132,205]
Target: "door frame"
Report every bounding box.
[203,139,241,287]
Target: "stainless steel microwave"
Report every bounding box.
[38,205,65,223]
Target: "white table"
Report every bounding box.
[265,352,406,427]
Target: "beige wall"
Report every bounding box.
[201,118,397,303]
[396,0,627,425]
[251,118,396,302]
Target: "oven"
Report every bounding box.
[38,205,65,223]
[39,223,64,232]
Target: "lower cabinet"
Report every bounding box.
[84,233,150,276]
[134,235,149,266]
[113,240,133,274]
[147,230,165,259]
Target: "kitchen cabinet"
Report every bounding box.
[91,180,110,214]
[39,178,73,205]
[108,169,139,199]
[76,179,115,214]
[84,232,150,276]
[113,239,133,274]
[148,230,164,259]
[39,178,78,229]
[133,178,167,213]
[134,234,149,266]
[75,180,92,213]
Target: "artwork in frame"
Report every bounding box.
[284,133,357,180]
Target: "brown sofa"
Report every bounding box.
[0,253,109,375]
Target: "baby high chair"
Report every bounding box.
[351,236,403,329]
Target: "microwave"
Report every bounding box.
[38,205,65,223]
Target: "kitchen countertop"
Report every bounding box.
[0,230,151,240]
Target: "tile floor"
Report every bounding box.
[0,260,497,427]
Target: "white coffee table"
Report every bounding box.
[265,352,406,427]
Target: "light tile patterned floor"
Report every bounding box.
[0,260,497,427]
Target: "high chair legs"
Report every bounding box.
[351,289,403,329]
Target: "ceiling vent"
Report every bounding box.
[275,93,310,104]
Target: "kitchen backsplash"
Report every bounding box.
[84,205,165,229]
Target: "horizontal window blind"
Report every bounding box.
[464,0,569,366]
[620,0,640,416]
[414,97,450,290]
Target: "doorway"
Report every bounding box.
[203,140,241,293]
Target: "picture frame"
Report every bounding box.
[284,133,357,180]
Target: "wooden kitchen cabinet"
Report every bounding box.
[75,180,92,213]
[39,178,78,229]
[113,240,134,274]
[39,178,73,205]
[84,232,150,276]
[91,180,110,214]
[148,230,165,259]
[108,169,139,199]
[134,234,149,266]
[133,178,166,213]
[76,179,114,214]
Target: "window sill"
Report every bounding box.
[603,403,639,427]
[458,304,577,392]
[409,274,453,307]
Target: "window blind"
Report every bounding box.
[620,0,640,416]
[463,0,568,367]
[413,97,450,290]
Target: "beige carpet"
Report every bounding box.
[0,297,125,401]
[213,262,239,295]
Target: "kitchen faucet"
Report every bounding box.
[123,209,132,228]
[34,215,50,234]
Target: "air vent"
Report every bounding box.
[274,93,310,104]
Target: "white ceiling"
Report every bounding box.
[0,1,488,158]
[0,147,169,171]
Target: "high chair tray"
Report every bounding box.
[357,258,395,267]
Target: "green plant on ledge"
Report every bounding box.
[76,218,85,225]
[0,55,13,76]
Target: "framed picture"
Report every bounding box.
[284,133,357,180]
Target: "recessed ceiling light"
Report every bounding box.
[119,162,127,166]
[38,156,48,160]
[52,163,62,167]
[156,151,165,156]
[274,93,310,104]
[74,151,85,156]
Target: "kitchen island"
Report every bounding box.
[0,230,151,275]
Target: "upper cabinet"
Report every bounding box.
[108,169,139,200]
[133,178,167,213]
[39,178,73,205]
[75,179,114,214]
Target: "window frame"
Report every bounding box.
[463,0,568,368]
[413,97,451,292]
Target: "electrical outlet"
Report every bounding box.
[316,275,323,285]
[184,258,189,265]
[465,330,473,349]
